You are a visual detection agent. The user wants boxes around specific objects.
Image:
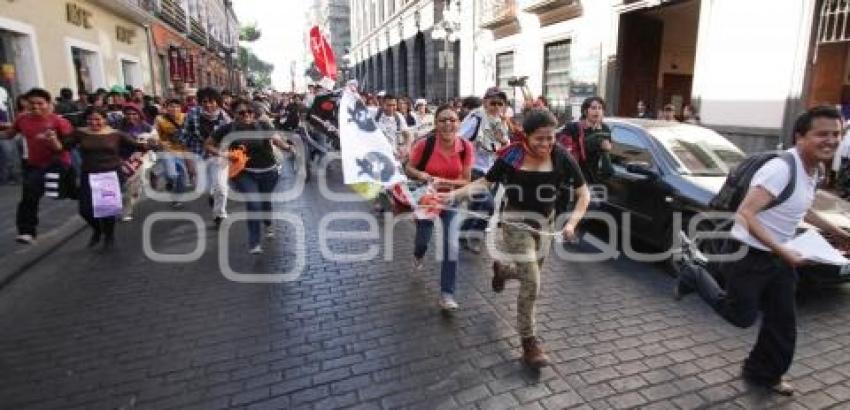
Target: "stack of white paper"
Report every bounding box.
[785,230,850,266]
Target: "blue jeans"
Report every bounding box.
[461,169,494,233]
[159,153,188,194]
[414,209,460,295]
[308,128,328,163]
[233,169,279,248]
[0,138,20,183]
[17,165,47,236]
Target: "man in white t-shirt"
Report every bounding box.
[676,106,850,396]
[457,87,511,253]
[370,94,411,213]
[372,94,411,159]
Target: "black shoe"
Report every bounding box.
[102,235,115,251]
[673,264,696,301]
[492,262,507,293]
[742,369,795,396]
[208,196,214,208]
[673,275,695,301]
[88,232,102,248]
[214,217,224,229]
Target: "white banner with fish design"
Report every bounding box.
[338,89,407,186]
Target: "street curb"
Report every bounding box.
[0,217,87,290]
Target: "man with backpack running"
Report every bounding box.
[457,87,511,253]
[675,106,850,395]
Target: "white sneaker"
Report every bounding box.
[249,245,263,255]
[413,257,424,271]
[439,293,459,311]
[121,215,133,222]
[15,234,35,245]
[265,226,275,238]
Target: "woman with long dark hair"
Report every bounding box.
[53,107,152,249]
[404,104,475,312]
[117,104,158,221]
[557,96,613,184]
[442,109,590,368]
[208,99,293,254]
[398,97,417,128]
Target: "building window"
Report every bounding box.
[158,54,170,94]
[495,51,514,95]
[543,39,571,119]
[72,47,99,94]
[121,58,143,89]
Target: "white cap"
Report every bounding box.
[414,98,427,107]
[377,90,386,97]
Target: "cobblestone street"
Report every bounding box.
[1,169,849,409]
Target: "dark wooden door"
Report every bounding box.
[661,73,693,115]
[617,13,663,116]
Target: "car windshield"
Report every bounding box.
[649,126,745,176]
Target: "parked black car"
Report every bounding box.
[595,118,850,286]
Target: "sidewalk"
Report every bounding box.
[0,184,85,287]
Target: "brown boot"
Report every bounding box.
[521,337,549,368]
[492,261,507,293]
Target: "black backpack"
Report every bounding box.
[375,110,402,132]
[709,151,796,212]
[415,134,468,171]
[465,113,484,142]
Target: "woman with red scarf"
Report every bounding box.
[441,109,591,368]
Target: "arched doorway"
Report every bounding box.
[386,48,395,94]
[415,32,426,99]
[368,57,375,91]
[399,41,409,97]
[376,53,384,91]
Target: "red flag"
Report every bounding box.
[309,26,337,81]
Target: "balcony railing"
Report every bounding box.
[523,0,582,27]
[134,0,158,14]
[159,0,187,32]
[480,0,520,39]
[480,0,517,28]
[189,18,207,45]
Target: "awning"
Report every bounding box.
[818,0,850,45]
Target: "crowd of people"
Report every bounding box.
[4,80,850,396]
[0,85,300,251]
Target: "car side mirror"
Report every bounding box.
[625,161,657,178]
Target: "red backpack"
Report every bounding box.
[557,121,586,162]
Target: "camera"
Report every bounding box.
[507,76,528,87]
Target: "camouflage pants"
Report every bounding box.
[498,220,554,338]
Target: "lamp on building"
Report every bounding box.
[431,0,461,102]
[340,50,352,82]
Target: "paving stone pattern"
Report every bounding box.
[1,167,849,409]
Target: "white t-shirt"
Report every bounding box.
[0,86,8,113]
[832,128,850,172]
[460,108,509,172]
[731,148,819,251]
[374,110,409,147]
